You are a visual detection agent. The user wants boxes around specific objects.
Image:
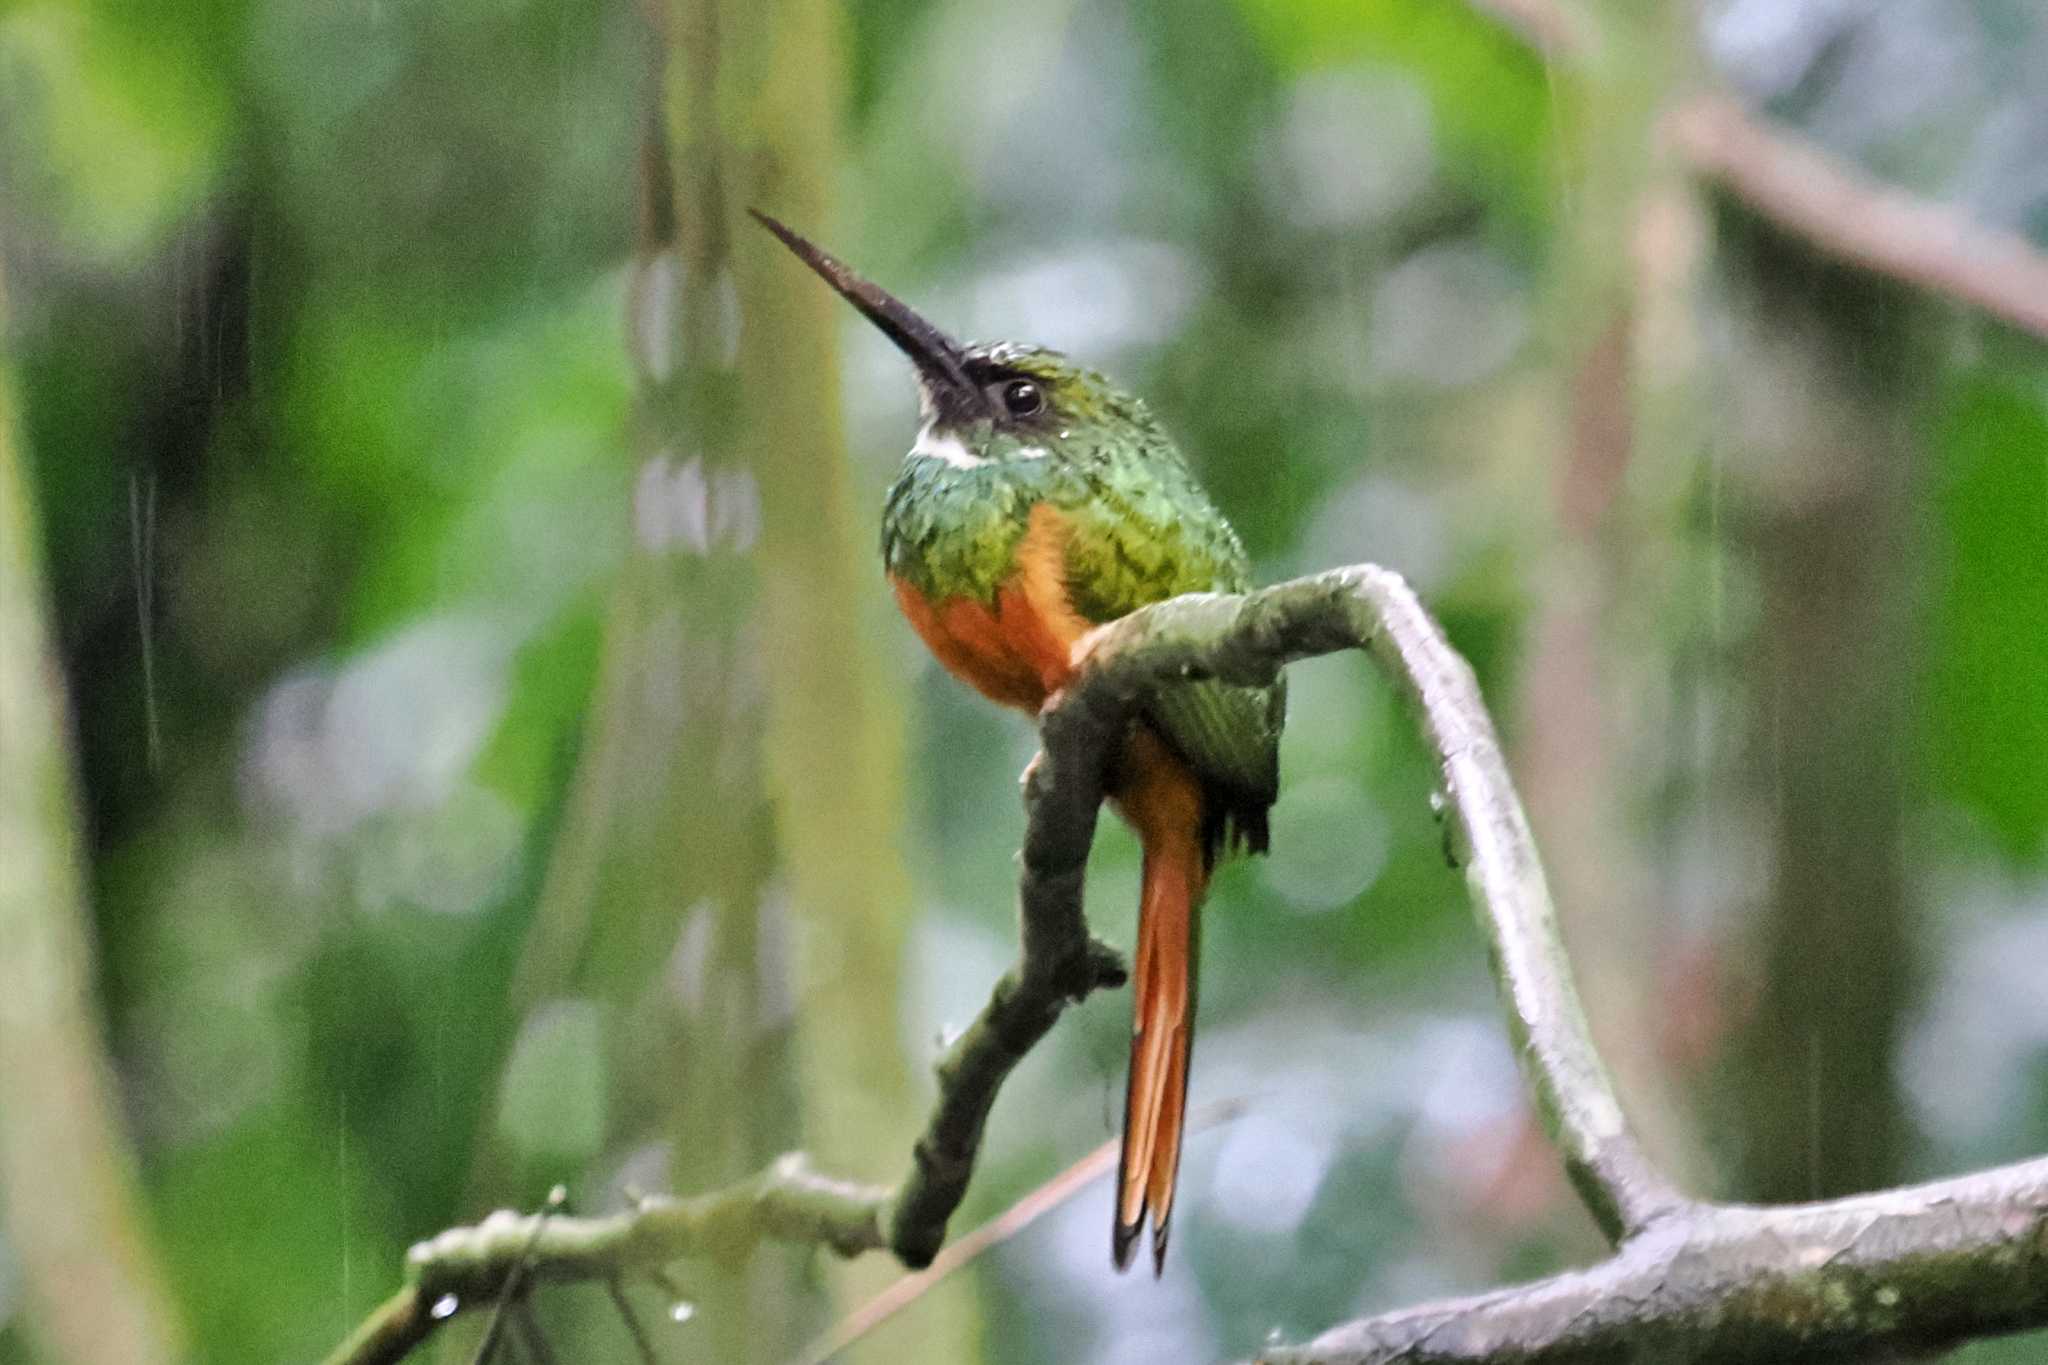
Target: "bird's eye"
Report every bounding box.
[999,378,1045,419]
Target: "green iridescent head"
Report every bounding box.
[752,211,1168,467]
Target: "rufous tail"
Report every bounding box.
[1113,770,1207,1275]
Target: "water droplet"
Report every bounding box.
[669,1301,696,1323]
[1428,788,1447,816]
[429,1293,460,1320]
[1264,1326,1287,1346]
[547,1183,568,1208]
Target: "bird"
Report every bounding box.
[754,210,1284,1274]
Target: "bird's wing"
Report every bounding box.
[1057,468,1285,853]
[1143,675,1284,838]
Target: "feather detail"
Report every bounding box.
[1110,731,1207,1274]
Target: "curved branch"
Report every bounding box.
[1259,1153,2048,1364]
[1458,0,2048,341]
[1057,567,1686,1241]
[325,563,1678,1362]
[331,566,2048,1363]
[322,1156,891,1365]
[1669,95,2048,341]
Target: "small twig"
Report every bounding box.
[326,564,2048,1365]
[641,1264,689,1308]
[320,1286,430,1365]
[606,1280,661,1365]
[322,565,1674,1364]
[797,1099,1247,1365]
[511,1301,558,1365]
[469,1186,564,1365]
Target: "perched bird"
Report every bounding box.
[755,211,1284,1273]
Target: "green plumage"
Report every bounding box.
[752,211,1274,1275]
[881,344,1284,856]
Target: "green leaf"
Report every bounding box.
[1231,0,1558,221]
[1926,371,2048,864]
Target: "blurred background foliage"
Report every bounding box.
[2,0,2047,1361]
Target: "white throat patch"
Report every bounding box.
[911,424,985,469]
[909,423,1051,469]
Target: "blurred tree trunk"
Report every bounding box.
[1713,216,1925,1201]
[1513,4,1926,1215]
[0,266,185,1365]
[721,8,978,1357]
[1515,3,1706,1192]
[460,0,965,1360]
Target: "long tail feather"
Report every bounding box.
[1113,811,1204,1274]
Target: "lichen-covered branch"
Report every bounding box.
[326,563,2048,1365]
[1055,567,1687,1242]
[326,562,1669,1362]
[1259,1152,2048,1364]
[321,1156,892,1365]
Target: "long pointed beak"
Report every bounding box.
[750,209,988,416]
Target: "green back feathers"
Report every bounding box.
[882,343,1239,607]
[880,342,1284,852]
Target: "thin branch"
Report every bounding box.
[1668,94,2048,340]
[327,565,2048,1365]
[606,1279,660,1365]
[323,1286,430,1365]
[468,1186,564,1365]
[795,1131,1125,1365]
[1053,567,1687,1241]
[320,1156,891,1365]
[1258,1152,2048,1364]
[512,1302,560,1365]
[1458,0,2048,340]
[325,563,1675,1364]
[798,1098,1247,1365]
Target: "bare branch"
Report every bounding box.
[326,565,2048,1365]
[1459,0,2048,339]
[324,563,1679,1363]
[800,1098,1247,1365]
[1057,568,1688,1241]
[1259,1153,2048,1364]
[321,1156,891,1365]
[1670,95,2048,340]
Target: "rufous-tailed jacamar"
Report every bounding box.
[755,212,1285,1273]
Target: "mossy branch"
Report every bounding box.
[323,563,1663,1362]
[1256,1153,2048,1364]
[326,565,2048,1365]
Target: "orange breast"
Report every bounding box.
[890,503,1091,714]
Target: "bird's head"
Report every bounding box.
[753,210,1167,470]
